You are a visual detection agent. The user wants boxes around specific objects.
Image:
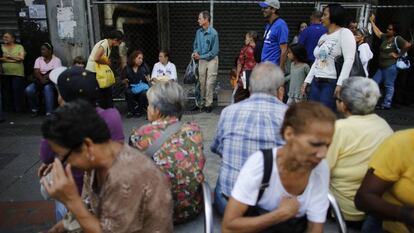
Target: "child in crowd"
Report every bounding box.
[73,56,86,67]
[285,43,310,105]
[233,31,257,103]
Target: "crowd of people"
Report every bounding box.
[0,0,413,232]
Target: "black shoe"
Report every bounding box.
[30,111,39,118]
[191,106,202,111]
[126,112,134,118]
[205,106,213,113]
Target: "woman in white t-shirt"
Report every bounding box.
[151,50,177,82]
[222,102,336,233]
[301,4,356,111]
[354,29,373,77]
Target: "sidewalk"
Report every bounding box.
[1,91,414,232]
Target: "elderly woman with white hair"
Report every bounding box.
[129,81,205,224]
[326,76,393,229]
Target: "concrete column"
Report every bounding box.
[46,0,90,66]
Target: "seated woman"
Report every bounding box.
[327,77,393,228]
[121,50,150,118]
[129,81,205,224]
[151,50,177,82]
[222,102,336,233]
[41,100,173,232]
[355,130,414,233]
[25,43,62,117]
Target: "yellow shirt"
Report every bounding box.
[1,44,25,77]
[369,129,414,233]
[86,39,110,73]
[327,114,393,221]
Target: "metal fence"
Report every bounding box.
[88,0,414,92]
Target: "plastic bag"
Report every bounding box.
[183,58,198,84]
[394,37,411,70]
[130,82,150,94]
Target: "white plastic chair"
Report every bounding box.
[328,192,348,233]
[202,181,214,233]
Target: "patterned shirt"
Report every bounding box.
[237,44,256,76]
[211,93,287,196]
[129,117,205,224]
[82,144,173,233]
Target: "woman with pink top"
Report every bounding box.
[25,43,62,117]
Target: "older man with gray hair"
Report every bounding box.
[211,62,287,215]
[326,76,393,227]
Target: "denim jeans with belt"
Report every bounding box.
[213,176,228,216]
[25,83,55,114]
[309,78,337,112]
[373,64,398,108]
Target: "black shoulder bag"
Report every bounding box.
[334,29,366,78]
[244,149,307,233]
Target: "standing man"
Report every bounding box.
[192,11,219,113]
[259,0,289,71]
[211,62,287,215]
[298,11,327,64]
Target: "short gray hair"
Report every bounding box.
[250,62,284,95]
[340,77,380,115]
[146,81,185,119]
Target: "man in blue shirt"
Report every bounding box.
[211,62,287,215]
[259,0,289,72]
[192,11,219,113]
[298,11,327,64]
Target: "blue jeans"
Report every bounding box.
[25,83,55,114]
[213,177,228,216]
[361,215,384,233]
[55,200,67,222]
[309,78,337,112]
[373,64,397,108]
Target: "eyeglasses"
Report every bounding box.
[60,148,73,164]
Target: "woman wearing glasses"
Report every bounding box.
[41,100,173,233]
[37,66,124,224]
[369,14,411,110]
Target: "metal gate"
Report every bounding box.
[86,0,414,85]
